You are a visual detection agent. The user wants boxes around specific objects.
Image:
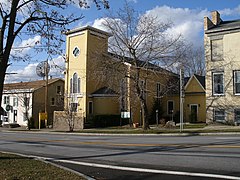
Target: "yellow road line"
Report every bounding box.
[1,137,240,148]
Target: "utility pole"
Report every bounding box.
[44,14,50,128]
[180,68,184,132]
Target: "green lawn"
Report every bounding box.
[0,152,85,180]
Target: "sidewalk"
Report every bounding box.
[1,124,240,136]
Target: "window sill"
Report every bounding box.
[68,93,83,98]
[212,94,225,97]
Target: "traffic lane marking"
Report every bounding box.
[1,136,240,148]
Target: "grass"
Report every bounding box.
[74,123,240,134]
[0,152,85,180]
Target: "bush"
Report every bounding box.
[91,115,128,128]
[28,117,35,129]
[173,111,180,123]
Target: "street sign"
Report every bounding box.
[121,112,130,118]
[39,112,47,120]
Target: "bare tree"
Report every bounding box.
[184,45,205,77]
[0,0,109,106]
[95,3,185,130]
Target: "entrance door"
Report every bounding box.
[190,104,198,123]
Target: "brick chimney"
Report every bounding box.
[204,16,214,31]
[211,11,221,25]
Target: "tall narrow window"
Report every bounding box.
[234,71,240,95]
[213,72,224,95]
[4,96,10,104]
[211,39,223,61]
[51,97,55,106]
[167,100,174,115]
[73,73,78,93]
[70,78,73,94]
[13,97,18,107]
[70,73,81,94]
[56,86,61,94]
[78,78,81,93]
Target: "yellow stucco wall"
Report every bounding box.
[33,79,64,127]
[91,97,120,115]
[184,76,206,122]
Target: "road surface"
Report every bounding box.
[0,131,240,179]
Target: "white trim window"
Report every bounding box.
[13,97,18,107]
[167,100,174,115]
[4,96,10,104]
[213,72,224,95]
[211,39,223,61]
[234,71,240,95]
[70,73,81,95]
[214,109,225,122]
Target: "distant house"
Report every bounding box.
[1,78,64,127]
[161,74,206,123]
[204,11,240,124]
[184,74,206,123]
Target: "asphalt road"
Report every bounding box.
[0,131,240,179]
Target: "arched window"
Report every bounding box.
[73,73,78,93]
[70,73,81,94]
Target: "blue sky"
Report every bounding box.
[5,0,240,83]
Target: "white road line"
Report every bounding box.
[3,152,240,180]
[48,158,240,180]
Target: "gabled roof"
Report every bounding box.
[205,19,240,34]
[3,78,63,91]
[185,74,205,91]
[194,74,205,89]
[90,86,118,97]
[107,52,178,76]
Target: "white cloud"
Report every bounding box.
[127,0,138,3]
[145,6,209,46]
[5,56,65,83]
[88,6,210,47]
[92,18,110,32]
[11,35,41,57]
[220,5,240,16]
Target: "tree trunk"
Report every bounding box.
[0,55,8,106]
[140,97,150,130]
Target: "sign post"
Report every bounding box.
[180,68,185,132]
